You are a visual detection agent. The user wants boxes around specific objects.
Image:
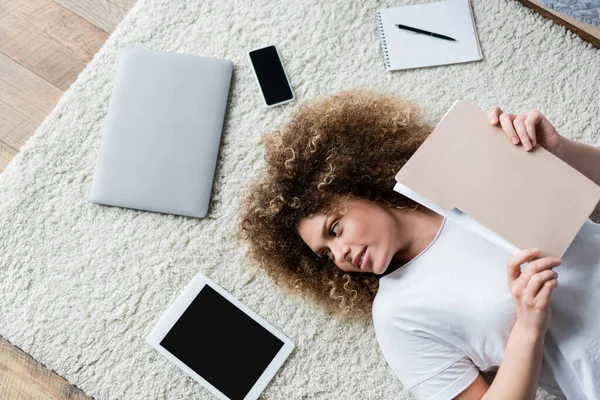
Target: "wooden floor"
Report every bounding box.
[0,1,136,398]
[0,338,90,400]
[0,0,598,399]
[0,0,136,173]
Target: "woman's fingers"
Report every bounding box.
[513,256,561,305]
[521,256,561,284]
[507,248,560,335]
[498,113,522,145]
[534,278,557,305]
[487,106,503,124]
[507,248,539,283]
[525,269,558,300]
[512,114,536,151]
[488,106,539,152]
[524,110,544,148]
[487,106,521,146]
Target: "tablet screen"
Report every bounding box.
[160,285,284,400]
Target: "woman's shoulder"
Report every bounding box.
[372,288,391,322]
[372,265,423,323]
[372,282,407,327]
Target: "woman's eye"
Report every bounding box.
[330,221,339,237]
[322,249,331,260]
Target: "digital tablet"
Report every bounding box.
[146,273,295,400]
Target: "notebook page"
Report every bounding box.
[377,0,482,71]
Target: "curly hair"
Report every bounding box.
[239,89,435,319]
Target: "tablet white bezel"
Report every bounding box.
[146,272,295,400]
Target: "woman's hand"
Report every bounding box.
[487,106,563,155]
[507,248,561,336]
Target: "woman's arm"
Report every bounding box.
[554,136,600,213]
[484,247,559,400]
[481,321,545,400]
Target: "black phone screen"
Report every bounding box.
[249,46,293,106]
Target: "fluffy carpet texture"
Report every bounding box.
[1,0,599,398]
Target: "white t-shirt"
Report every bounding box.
[372,216,600,400]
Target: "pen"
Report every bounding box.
[395,23,456,41]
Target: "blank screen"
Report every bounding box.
[160,285,284,400]
[249,46,293,106]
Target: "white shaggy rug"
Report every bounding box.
[1,0,599,398]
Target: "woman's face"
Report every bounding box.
[298,198,403,275]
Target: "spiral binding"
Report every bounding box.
[376,11,390,69]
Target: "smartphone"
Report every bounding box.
[248,45,295,107]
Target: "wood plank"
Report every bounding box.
[0,140,18,172]
[0,0,134,393]
[107,0,137,12]
[0,0,109,90]
[0,52,63,150]
[0,336,91,400]
[54,0,127,33]
[518,0,600,48]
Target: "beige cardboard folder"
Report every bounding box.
[394,100,600,259]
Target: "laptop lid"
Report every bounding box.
[89,48,233,218]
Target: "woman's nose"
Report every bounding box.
[332,242,351,264]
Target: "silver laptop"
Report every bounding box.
[89,48,233,218]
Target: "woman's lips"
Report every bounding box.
[353,247,365,269]
[360,247,369,271]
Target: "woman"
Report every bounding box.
[240,90,600,400]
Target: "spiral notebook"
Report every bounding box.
[376,0,483,71]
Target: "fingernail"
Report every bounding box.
[525,143,532,151]
[511,137,519,145]
[490,117,495,123]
